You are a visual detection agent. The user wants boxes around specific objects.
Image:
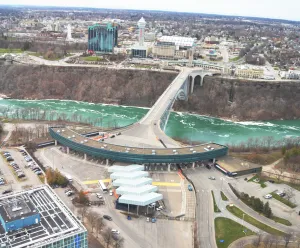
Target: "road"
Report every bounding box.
[219,46,229,63]
[185,165,300,248]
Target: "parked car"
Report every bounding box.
[2,189,12,194]
[6,157,14,162]
[96,193,103,199]
[103,215,112,221]
[111,229,120,234]
[276,191,286,197]
[188,185,193,191]
[264,194,272,199]
[208,176,216,180]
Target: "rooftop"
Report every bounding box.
[116,185,158,196]
[108,164,144,173]
[159,36,195,47]
[119,192,163,206]
[52,127,225,156]
[0,198,36,223]
[113,177,153,187]
[0,185,86,248]
[110,171,149,180]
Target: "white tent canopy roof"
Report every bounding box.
[113,177,152,187]
[110,171,149,180]
[116,185,158,195]
[118,192,163,206]
[108,165,144,173]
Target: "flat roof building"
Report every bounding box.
[0,185,87,248]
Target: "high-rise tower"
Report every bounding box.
[137,17,146,46]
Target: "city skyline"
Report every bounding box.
[0,0,299,22]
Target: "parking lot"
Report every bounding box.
[0,148,43,193]
[232,176,300,226]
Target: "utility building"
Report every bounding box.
[0,199,40,232]
[88,22,118,53]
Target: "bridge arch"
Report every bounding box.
[194,75,201,86]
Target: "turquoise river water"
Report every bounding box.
[0,99,299,145]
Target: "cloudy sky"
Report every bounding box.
[0,0,298,21]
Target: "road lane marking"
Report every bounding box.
[82,179,180,187]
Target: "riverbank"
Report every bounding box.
[0,99,299,145]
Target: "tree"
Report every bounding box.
[285,188,295,203]
[263,202,272,218]
[252,232,262,247]
[113,236,124,248]
[78,205,88,224]
[95,216,105,237]
[284,233,292,248]
[76,190,89,205]
[87,211,97,233]
[103,228,113,248]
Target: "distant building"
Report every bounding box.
[88,22,118,53]
[0,185,87,248]
[204,36,219,44]
[131,17,148,58]
[235,65,264,79]
[283,70,300,79]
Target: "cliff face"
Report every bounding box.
[175,76,300,121]
[0,64,299,121]
[0,65,177,107]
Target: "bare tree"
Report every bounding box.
[87,211,97,233]
[253,232,263,247]
[103,228,113,248]
[95,216,105,238]
[113,236,124,248]
[283,233,292,248]
[77,206,88,224]
[285,188,295,203]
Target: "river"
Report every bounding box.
[0,99,299,145]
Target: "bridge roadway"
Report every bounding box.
[105,67,202,148]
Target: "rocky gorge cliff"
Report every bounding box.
[0,65,176,106]
[0,64,300,121]
[175,76,300,121]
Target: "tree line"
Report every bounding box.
[0,106,120,129]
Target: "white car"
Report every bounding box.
[264,194,272,199]
[96,193,103,199]
[111,229,120,234]
[209,176,216,180]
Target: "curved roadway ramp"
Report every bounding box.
[105,68,208,148]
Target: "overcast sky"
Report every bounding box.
[0,0,299,21]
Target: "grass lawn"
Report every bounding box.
[270,192,297,208]
[215,217,255,248]
[226,205,286,236]
[82,56,103,61]
[0,48,23,53]
[212,191,221,212]
[229,56,240,61]
[248,175,267,188]
[230,150,282,165]
[221,191,228,201]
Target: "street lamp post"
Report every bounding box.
[242,213,245,235]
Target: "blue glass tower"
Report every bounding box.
[88,22,118,53]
